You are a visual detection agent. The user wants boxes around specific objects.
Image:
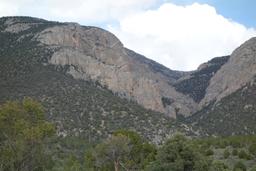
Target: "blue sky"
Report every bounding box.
[0,0,255,70]
[168,0,256,27]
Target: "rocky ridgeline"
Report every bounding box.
[174,56,230,103]
[1,16,190,143]
[27,19,197,118]
[1,16,256,132]
[201,38,256,107]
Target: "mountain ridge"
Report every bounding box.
[1,16,256,140]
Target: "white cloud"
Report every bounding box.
[0,0,36,17]
[0,0,158,24]
[0,0,19,16]
[109,3,256,71]
[46,0,157,23]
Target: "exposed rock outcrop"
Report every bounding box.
[174,56,229,102]
[1,16,255,122]
[201,37,256,107]
[0,17,184,142]
[33,23,197,118]
[2,16,256,138]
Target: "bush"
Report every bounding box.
[238,150,250,160]
[147,135,211,171]
[0,98,56,171]
[210,161,229,171]
[232,149,238,156]
[218,140,229,148]
[249,165,256,171]
[200,142,211,151]
[224,149,230,159]
[233,161,246,171]
[205,149,214,156]
[238,150,251,160]
[249,144,256,156]
[230,140,242,148]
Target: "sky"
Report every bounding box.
[0,0,255,71]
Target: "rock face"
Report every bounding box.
[0,16,187,143]
[32,22,198,118]
[1,16,256,137]
[201,38,256,107]
[1,16,256,121]
[174,56,229,103]
[183,37,256,136]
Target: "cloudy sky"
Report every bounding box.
[0,0,256,71]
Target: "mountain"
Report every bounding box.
[0,16,189,143]
[173,56,230,103]
[32,19,198,118]
[185,38,256,136]
[186,79,256,136]
[1,16,256,140]
[201,38,256,106]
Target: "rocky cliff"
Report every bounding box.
[20,19,198,118]
[201,38,256,107]
[1,16,256,137]
[0,16,190,143]
[174,56,229,103]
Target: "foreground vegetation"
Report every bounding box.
[1,99,256,171]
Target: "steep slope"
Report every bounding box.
[182,37,256,136]
[1,16,234,119]
[184,37,256,136]
[186,79,256,136]
[1,16,256,139]
[124,48,188,83]
[0,16,190,143]
[27,19,197,118]
[201,37,256,107]
[174,56,230,102]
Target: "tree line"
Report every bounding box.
[1,98,256,171]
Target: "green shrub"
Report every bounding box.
[233,161,246,171]
[248,144,256,156]
[147,135,211,171]
[232,149,238,156]
[249,165,256,171]
[0,98,56,171]
[201,142,211,150]
[230,140,242,148]
[238,150,251,160]
[218,140,229,148]
[224,149,230,159]
[205,149,214,156]
[210,161,229,171]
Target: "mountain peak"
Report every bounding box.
[201,36,256,107]
[1,17,256,138]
